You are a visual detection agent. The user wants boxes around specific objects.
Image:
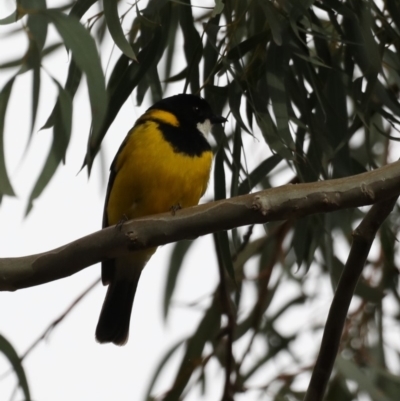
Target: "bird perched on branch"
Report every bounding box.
[96,94,227,345]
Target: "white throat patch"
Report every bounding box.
[196,119,212,137]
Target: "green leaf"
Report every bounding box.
[259,0,283,45]
[26,0,48,52]
[106,53,130,94]
[373,366,400,399]
[41,9,107,147]
[0,43,62,70]
[70,0,97,19]
[325,375,354,401]
[84,26,163,171]
[212,145,235,281]
[211,0,224,18]
[203,18,221,87]
[0,11,18,25]
[56,79,73,145]
[26,79,72,214]
[330,257,385,303]
[228,80,249,134]
[293,52,331,68]
[256,110,293,161]
[336,356,392,401]
[266,43,295,153]
[42,58,82,130]
[163,67,188,83]
[0,57,23,69]
[163,297,222,401]
[214,231,235,282]
[31,56,41,136]
[0,334,31,401]
[230,124,242,198]
[226,31,271,61]
[136,64,162,106]
[162,5,179,87]
[179,0,202,93]
[250,85,293,161]
[243,330,296,381]
[163,240,194,320]
[103,0,137,61]
[324,69,352,178]
[387,0,400,32]
[374,81,400,119]
[238,153,282,195]
[342,5,380,82]
[143,339,186,400]
[214,145,226,201]
[0,77,16,197]
[292,216,310,268]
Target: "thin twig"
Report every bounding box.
[304,196,398,401]
[21,278,101,360]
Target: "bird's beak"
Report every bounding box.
[210,115,227,124]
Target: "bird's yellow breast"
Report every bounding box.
[106,120,213,226]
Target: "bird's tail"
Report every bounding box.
[95,249,156,346]
[95,276,139,346]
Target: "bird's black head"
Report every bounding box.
[146,94,226,156]
[148,94,226,135]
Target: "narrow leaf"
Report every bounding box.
[238,153,281,195]
[103,0,137,61]
[0,334,31,401]
[214,145,226,201]
[211,0,224,18]
[228,80,249,133]
[163,240,194,320]
[164,297,221,400]
[230,124,242,198]
[0,78,16,197]
[26,0,48,52]
[336,357,392,401]
[144,339,186,400]
[179,0,201,93]
[260,1,283,45]
[0,11,17,25]
[84,26,163,171]
[42,58,82,130]
[41,9,107,144]
[26,80,72,214]
[266,43,295,152]
[214,231,235,282]
[70,0,97,19]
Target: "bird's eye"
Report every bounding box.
[193,106,199,113]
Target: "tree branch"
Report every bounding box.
[2,160,400,291]
[303,195,399,401]
[213,233,236,401]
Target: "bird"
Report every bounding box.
[95,94,227,345]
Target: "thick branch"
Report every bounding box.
[303,195,398,401]
[2,160,400,291]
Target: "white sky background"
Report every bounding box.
[2,1,398,401]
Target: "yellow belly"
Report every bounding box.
[106,121,213,226]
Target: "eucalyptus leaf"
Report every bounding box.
[0,78,16,197]
[0,334,31,401]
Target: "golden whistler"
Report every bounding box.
[96,94,226,345]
